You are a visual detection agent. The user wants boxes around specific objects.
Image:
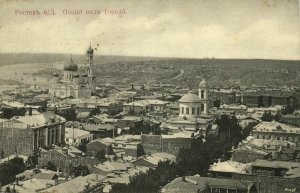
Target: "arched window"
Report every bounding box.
[201,104,204,112]
[197,107,200,114]
[181,107,184,114]
[192,107,195,114]
[186,107,189,115]
[201,90,204,99]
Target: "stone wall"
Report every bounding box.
[0,127,34,157]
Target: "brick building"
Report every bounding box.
[231,148,270,163]
[38,146,100,171]
[141,131,194,155]
[86,137,114,157]
[252,121,300,148]
[0,111,66,157]
[242,90,294,108]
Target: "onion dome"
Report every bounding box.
[87,44,93,54]
[179,91,201,103]
[64,57,78,71]
[52,72,59,77]
[199,79,208,87]
[73,73,79,78]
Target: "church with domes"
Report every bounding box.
[49,45,96,99]
[161,79,213,135]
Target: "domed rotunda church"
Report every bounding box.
[161,79,213,135]
[49,45,96,99]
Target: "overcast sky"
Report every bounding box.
[0,0,299,59]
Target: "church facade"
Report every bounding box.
[49,45,96,99]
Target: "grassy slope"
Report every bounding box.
[0,53,299,87]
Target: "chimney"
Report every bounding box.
[29,107,32,116]
[182,176,186,182]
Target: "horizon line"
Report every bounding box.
[0,52,299,61]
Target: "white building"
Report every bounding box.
[65,127,93,146]
[161,79,213,134]
[49,45,96,99]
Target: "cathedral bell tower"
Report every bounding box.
[85,44,96,93]
[198,79,209,114]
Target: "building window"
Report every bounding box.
[181,107,184,114]
[186,107,189,115]
[192,107,195,114]
[197,107,200,114]
[201,104,204,112]
[277,136,280,140]
[201,90,204,99]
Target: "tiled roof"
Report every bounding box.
[162,176,252,193]
[39,174,105,193]
[90,137,115,145]
[65,127,91,139]
[12,112,65,127]
[252,159,300,169]
[94,161,131,172]
[253,121,300,134]
[209,161,250,174]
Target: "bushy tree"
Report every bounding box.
[77,140,88,153]
[282,105,295,115]
[89,108,100,117]
[56,108,77,121]
[261,111,281,122]
[70,165,89,177]
[1,107,26,119]
[0,157,26,186]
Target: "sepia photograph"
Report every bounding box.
[0,0,300,192]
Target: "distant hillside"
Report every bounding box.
[0,53,163,66]
[0,53,299,87]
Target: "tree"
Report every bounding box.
[216,114,243,147]
[57,108,77,121]
[77,140,88,153]
[242,122,258,139]
[282,105,295,115]
[0,157,26,186]
[261,111,281,122]
[1,107,26,119]
[70,165,89,177]
[89,108,100,117]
